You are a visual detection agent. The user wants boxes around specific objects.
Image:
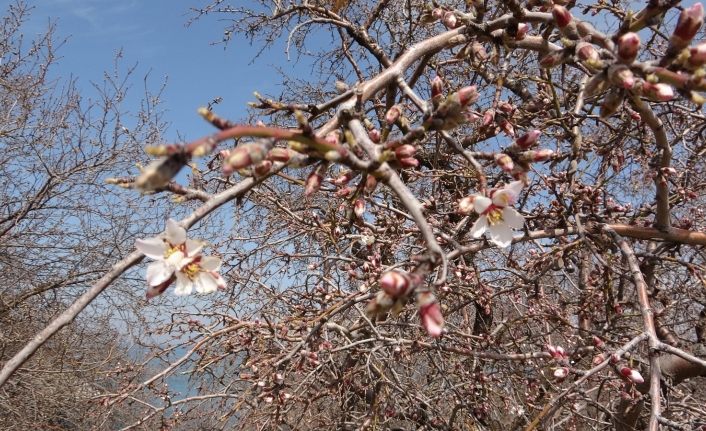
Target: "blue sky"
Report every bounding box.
[19,0,291,142]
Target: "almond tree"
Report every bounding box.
[4,1,706,430]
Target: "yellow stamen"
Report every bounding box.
[182,262,200,279]
[486,208,504,225]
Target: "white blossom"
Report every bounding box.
[468,181,525,248]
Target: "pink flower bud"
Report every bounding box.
[333,170,355,185]
[553,367,569,380]
[254,160,272,175]
[482,109,495,126]
[335,187,353,198]
[365,175,378,193]
[620,367,644,384]
[431,76,444,104]
[689,42,706,66]
[267,147,292,162]
[224,143,267,173]
[442,11,457,29]
[395,144,417,159]
[592,354,605,366]
[399,157,419,168]
[576,42,600,63]
[516,23,529,40]
[418,292,444,338]
[457,195,476,215]
[539,50,565,68]
[380,271,411,298]
[354,198,365,218]
[610,353,621,364]
[608,65,634,89]
[305,171,323,196]
[432,8,444,20]
[527,149,554,162]
[516,129,541,149]
[456,85,479,107]
[593,336,605,349]
[325,131,340,146]
[385,105,402,125]
[643,82,674,102]
[617,32,640,63]
[495,153,514,172]
[552,5,572,28]
[368,128,381,143]
[672,3,704,48]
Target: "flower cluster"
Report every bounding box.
[135,219,226,298]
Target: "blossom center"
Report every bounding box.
[182,262,201,279]
[164,243,184,259]
[484,206,504,225]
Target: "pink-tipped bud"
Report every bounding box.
[495,153,514,172]
[399,157,420,168]
[432,8,444,20]
[442,11,457,29]
[224,143,267,173]
[593,336,605,349]
[333,170,355,185]
[617,32,640,63]
[335,187,353,198]
[418,292,444,338]
[554,367,569,380]
[457,85,479,107]
[458,195,476,215]
[552,5,572,28]
[267,147,292,162]
[608,65,634,89]
[380,271,411,298]
[368,128,381,143]
[576,42,600,63]
[539,50,565,68]
[516,23,529,40]
[516,129,541,149]
[254,160,272,175]
[325,131,341,146]
[522,149,554,162]
[365,175,378,193]
[620,367,645,384]
[672,3,704,48]
[385,105,402,125]
[643,82,674,102]
[354,198,365,218]
[482,109,495,126]
[592,354,605,366]
[689,42,706,66]
[610,353,621,364]
[431,76,444,103]
[395,144,417,159]
[305,171,323,196]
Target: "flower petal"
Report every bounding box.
[146,261,174,287]
[502,207,525,229]
[195,272,219,294]
[135,237,167,260]
[165,219,186,245]
[200,255,221,271]
[473,196,492,214]
[492,181,523,207]
[166,250,187,268]
[185,239,204,257]
[488,222,514,248]
[470,216,488,238]
[173,272,193,296]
